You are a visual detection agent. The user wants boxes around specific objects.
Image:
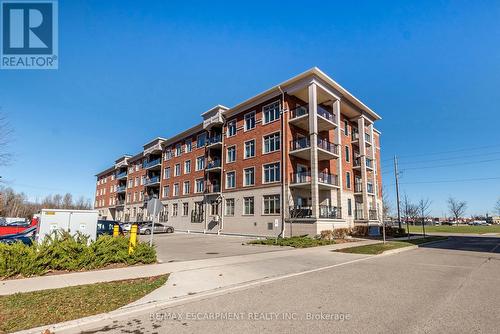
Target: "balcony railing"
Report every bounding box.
[369,209,378,220]
[318,172,339,186]
[116,185,126,193]
[319,205,342,219]
[366,158,374,169]
[367,183,374,194]
[116,171,127,179]
[354,157,362,167]
[291,171,311,184]
[206,160,221,170]
[116,199,125,206]
[290,137,310,151]
[206,184,221,193]
[290,104,309,119]
[317,138,339,155]
[354,209,364,220]
[207,134,222,145]
[355,182,363,193]
[143,158,161,169]
[145,176,160,185]
[317,105,336,123]
[365,133,372,143]
[352,129,359,141]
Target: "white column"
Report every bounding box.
[357,117,369,220]
[308,83,319,219]
[333,99,343,217]
[370,125,380,222]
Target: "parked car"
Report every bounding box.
[96,220,123,237]
[121,221,150,232]
[139,222,174,235]
[0,226,37,246]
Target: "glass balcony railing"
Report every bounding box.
[354,209,364,220]
[145,176,160,185]
[365,133,372,143]
[352,130,359,141]
[366,158,374,169]
[206,184,221,193]
[317,138,339,155]
[116,171,127,179]
[206,160,221,169]
[289,205,341,219]
[290,137,310,151]
[116,185,126,193]
[290,104,309,119]
[317,105,336,123]
[355,182,363,193]
[291,171,338,186]
[143,158,161,169]
[207,134,222,145]
[318,172,339,186]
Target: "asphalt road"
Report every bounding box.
[83,236,500,334]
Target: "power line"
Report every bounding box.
[381,156,500,175]
[380,144,500,163]
[384,175,500,188]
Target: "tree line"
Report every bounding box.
[0,187,92,219]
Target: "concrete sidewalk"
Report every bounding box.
[0,239,380,296]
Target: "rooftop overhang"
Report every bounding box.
[143,137,167,155]
[114,155,132,169]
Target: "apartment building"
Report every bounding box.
[95,67,383,237]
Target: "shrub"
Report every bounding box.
[383,226,406,237]
[0,232,157,278]
[320,230,334,241]
[350,226,369,237]
[333,228,350,239]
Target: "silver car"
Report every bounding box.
[139,222,174,235]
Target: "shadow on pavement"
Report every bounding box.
[416,235,500,254]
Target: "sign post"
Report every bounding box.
[147,198,162,247]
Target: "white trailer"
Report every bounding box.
[37,209,99,242]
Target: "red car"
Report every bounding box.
[0,217,38,236]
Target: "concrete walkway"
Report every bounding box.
[0,239,380,296]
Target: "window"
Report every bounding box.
[183,181,190,195]
[128,179,133,188]
[174,163,181,176]
[226,146,236,163]
[225,198,235,216]
[345,146,350,162]
[227,120,237,137]
[135,164,139,172]
[140,191,144,201]
[173,183,179,196]
[196,156,205,171]
[244,167,255,186]
[244,197,254,215]
[133,192,137,202]
[185,140,192,153]
[244,111,256,131]
[172,203,178,216]
[127,193,131,203]
[184,160,191,174]
[141,176,145,185]
[263,162,280,183]
[263,132,280,153]
[162,185,169,198]
[210,201,219,215]
[164,167,170,179]
[182,203,189,216]
[195,179,204,193]
[348,199,352,216]
[263,101,280,124]
[244,140,255,158]
[226,171,235,189]
[197,133,207,147]
[344,120,349,135]
[165,150,173,160]
[134,177,139,187]
[263,195,280,214]
[175,143,182,157]
[346,172,351,189]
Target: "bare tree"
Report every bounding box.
[401,194,418,238]
[447,197,467,222]
[418,198,432,237]
[381,187,391,220]
[0,113,12,167]
[62,193,73,209]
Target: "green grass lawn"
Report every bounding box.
[336,236,448,255]
[408,225,500,234]
[248,236,337,248]
[0,275,168,333]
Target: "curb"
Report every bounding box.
[380,245,418,256]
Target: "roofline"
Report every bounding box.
[143,137,167,148]
[225,67,381,121]
[201,104,229,117]
[95,166,115,177]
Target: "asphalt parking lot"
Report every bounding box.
[139,232,290,263]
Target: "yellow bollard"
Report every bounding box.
[128,224,138,254]
[113,224,120,237]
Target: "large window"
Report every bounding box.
[263,132,280,153]
[244,167,255,186]
[184,160,191,174]
[227,146,236,163]
[183,181,190,195]
[227,120,237,137]
[185,140,192,153]
[196,156,205,171]
[195,178,204,193]
[174,163,181,176]
[182,203,189,216]
[162,185,169,198]
[173,183,179,196]
[244,111,256,131]
[347,199,352,216]
[344,120,349,136]
[263,101,280,124]
[345,146,350,162]
[164,167,170,179]
[197,133,207,147]
[225,198,235,216]
[346,172,351,189]
[172,203,178,216]
[226,171,236,189]
[263,195,280,214]
[263,162,280,183]
[244,197,254,215]
[244,140,255,159]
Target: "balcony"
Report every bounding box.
[290,171,339,189]
[206,134,222,148]
[203,113,224,130]
[116,185,126,193]
[369,209,378,221]
[288,104,337,131]
[366,158,374,170]
[364,133,372,146]
[205,184,221,194]
[143,157,162,170]
[206,159,221,171]
[289,205,341,219]
[354,209,364,221]
[367,182,374,194]
[354,182,363,195]
[116,171,127,180]
[145,176,160,186]
[289,137,339,160]
[116,199,125,207]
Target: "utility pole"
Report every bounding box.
[394,155,402,230]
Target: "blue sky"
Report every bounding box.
[0,0,499,216]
